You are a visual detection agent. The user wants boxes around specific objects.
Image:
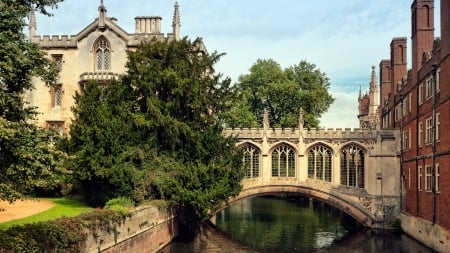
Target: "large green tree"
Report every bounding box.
[225,59,334,129]
[67,38,243,221]
[0,0,64,202]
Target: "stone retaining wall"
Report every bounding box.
[84,205,178,253]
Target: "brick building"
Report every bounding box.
[359,0,449,251]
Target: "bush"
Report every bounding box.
[104,196,135,216]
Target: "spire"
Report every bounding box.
[369,65,377,92]
[29,9,36,38]
[172,1,181,40]
[358,85,362,100]
[98,0,107,29]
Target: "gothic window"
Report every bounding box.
[271,144,295,177]
[340,144,365,189]
[50,84,62,108]
[95,38,110,71]
[307,144,332,182]
[242,144,260,179]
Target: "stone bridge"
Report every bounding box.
[218,114,401,229]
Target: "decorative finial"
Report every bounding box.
[98,0,107,29]
[358,85,362,100]
[370,65,377,90]
[263,108,269,130]
[172,1,181,40]
[298,108,304,129]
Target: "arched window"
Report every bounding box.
[340,144,365,188]
[94,37,110,71]
[271,144,295,177]
[308,144,332,182]
[242,144,260,179]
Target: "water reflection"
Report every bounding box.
[160,196,435,253]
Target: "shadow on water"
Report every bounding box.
[160,196,436,253]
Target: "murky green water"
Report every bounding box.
[160,196,435,253]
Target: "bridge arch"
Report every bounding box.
[212,185,376,227]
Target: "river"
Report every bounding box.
[160,196,435,253]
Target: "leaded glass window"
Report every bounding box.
[340,144,365,188]
[242,144,260,178]
[272,144,296,177]
[308,144,332,182]
[95,38,110,71]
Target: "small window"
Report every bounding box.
[435,164,440,192]
[50,84,63,108]
[47,121,65,136]
[52,54,63,71]
[418,166,422,191]
[436,68,440,92]
[425,165,432,192]
[418,83,423,105]
[436,112,440,141]
[425,77,432,99]
[418,122,423,147]
[425,117,432,144]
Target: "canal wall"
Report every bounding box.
[401,212,449,252]
[84,205,178,253]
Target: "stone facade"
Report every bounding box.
[25,1,181,134]
[363,0,450,251]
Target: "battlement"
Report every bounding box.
[32,35,77,48]
[224,127,399,141]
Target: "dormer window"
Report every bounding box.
[94,37,110,71]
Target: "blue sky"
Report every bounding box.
[34,0,441,128]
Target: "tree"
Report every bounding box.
[0,0,64,202]
[224,59,334,129]
[67,38,243,221]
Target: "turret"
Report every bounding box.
[368,66,379,115]
[172,1,181,40]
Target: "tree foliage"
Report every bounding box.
[67,38,243,221]
[224,59,335,129]
[0,0,64,202]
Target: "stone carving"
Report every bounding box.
[359,196,373,212]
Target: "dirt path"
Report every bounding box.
[0,199,55,223]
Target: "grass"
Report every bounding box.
[0,198,92,230]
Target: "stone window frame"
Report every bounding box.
[307,144,332,182]
[340,144,365,189]
[94,36,111,71]
[271,144,296,178]
[425,165,432,192]
[49,83,63,108]
[418,166,423,191]
[241,143,261,179]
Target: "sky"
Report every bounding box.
[34,0,441,128]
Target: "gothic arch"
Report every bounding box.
[306,143,333,182]
[238,142,261,179]
[93,36,111,71]
[339,143,366,189]
[270,142,297,178]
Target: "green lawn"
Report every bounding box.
[0,198,92,230]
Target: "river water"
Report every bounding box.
[160,196,435,253]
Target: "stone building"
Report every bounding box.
[362,0,449,251]
[25,1,182,134]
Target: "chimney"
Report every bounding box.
[390,37,407,96]
[379,59,391,104]
[441,0,450,56]
[411,0,434,84]
[135,16,162,34]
